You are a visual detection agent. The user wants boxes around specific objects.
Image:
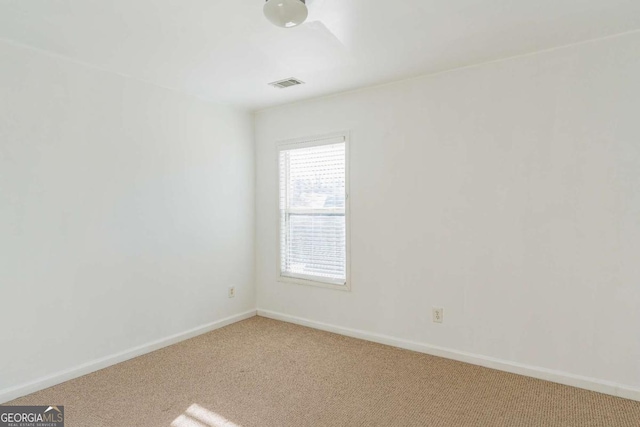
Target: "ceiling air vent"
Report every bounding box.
[269,77,305,89]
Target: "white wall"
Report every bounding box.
[255,32,640,393]
[0,40,255,394]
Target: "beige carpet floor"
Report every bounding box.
[7,316,640,426]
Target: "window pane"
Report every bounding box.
[286,214,346,279]
[286,143,345,209]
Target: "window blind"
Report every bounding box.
[279,138,346,285]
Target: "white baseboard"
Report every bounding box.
[0,309,257,404]
[257,309,640,402]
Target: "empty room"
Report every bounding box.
[1,0,639,426]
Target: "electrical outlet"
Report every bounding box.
[432,307,443,323]
[228,287,235,298]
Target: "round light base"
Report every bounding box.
[264,0,308,28]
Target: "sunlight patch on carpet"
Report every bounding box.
[171,404,241,427]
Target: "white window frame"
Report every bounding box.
[276,131,351,291]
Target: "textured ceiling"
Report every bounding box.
[1,0,639,109]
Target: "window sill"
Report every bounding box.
[277,274,351,291]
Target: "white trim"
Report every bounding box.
[278,273,349,291]
[0,310,257,404]
[276,132,347,148]
[275,131,351,291]
[256,309,640,402]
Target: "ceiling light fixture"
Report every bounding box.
[263,0,308,28]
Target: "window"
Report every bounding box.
[278,133,349,289]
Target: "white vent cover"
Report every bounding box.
[269,77,305,89]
